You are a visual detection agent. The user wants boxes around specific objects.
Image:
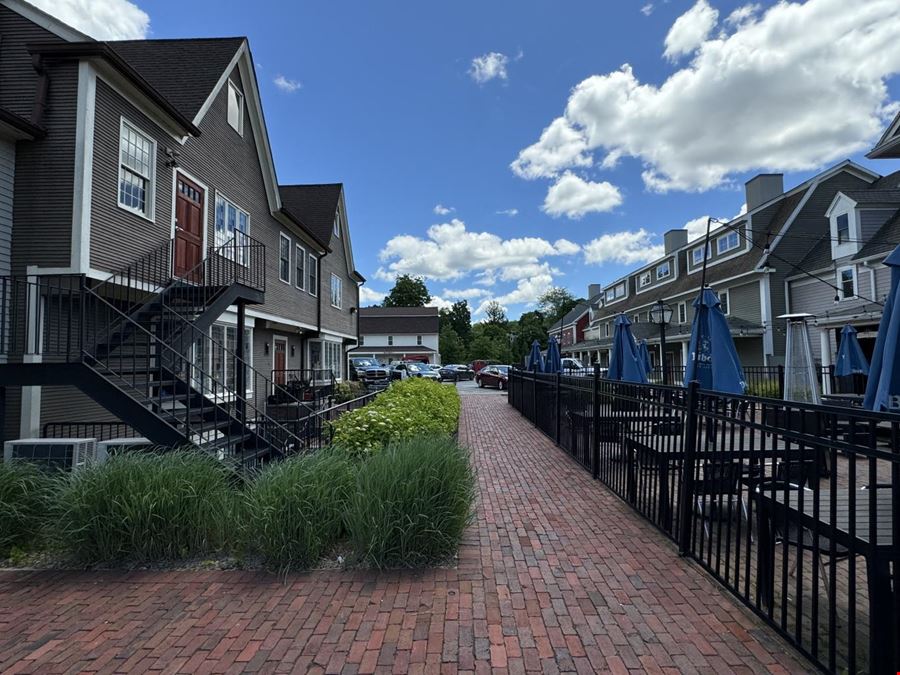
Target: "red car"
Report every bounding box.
[476,365,510,390]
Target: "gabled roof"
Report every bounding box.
[838,189,900,207]
[359,306,439,335]
[279,184,342,246]
[854,208,900,261]
[107,38,245,122]
[559,302,589,327]
[0,106,45,139]
[868,110,900,159]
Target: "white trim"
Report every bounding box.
[192,44,246,124]
[117,116,157,222]
[1,0,92,40]
[278,232,292,284]
[639,271,651,288]
[717,289,730,315]
[226,80,245,136]
[330,272,343,309]
[716,230,740,255]
[94,66,187,143]
[677,301,687,324]
[836,265,858,300]
[319,327,357,341]
[655,260,672,280]
[295,243,306,291]
[71,61,96,273]
[245,307,317,332]
[170,169,210,271]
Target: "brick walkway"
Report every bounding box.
[0,391,809,674]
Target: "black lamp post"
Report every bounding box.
[649,299,673,384]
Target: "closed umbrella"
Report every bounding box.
[526,339,544,372]
[606,314,648,383]
[638,340,653,378]
[864,245,900,410]
[834,324,869,377]
[544,336,562,373]
[684,288,746,394]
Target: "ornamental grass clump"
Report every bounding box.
[345,436,475,568]
[0,461,54,557]
[53,450,237,563]
[243,449,356,570]
[332,378,460,457]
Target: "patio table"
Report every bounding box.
[756,487,899,673]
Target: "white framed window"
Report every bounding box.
[416,335,423,345]
[717,230,740,254]
[388,335,394,346]
[278,234,291,284]
[605,289,615,302]
[333,214,340,238]
[295,244,306,290]
[691,244,711,266]
[717,289,729,315]
[214,194,250,265]
[227,81,244,135]
[639,272,651,288]
[614,282,626,298]
[678,302,687,324]
[837,266,857,300]
[308,254,318,296]
[656,261,671,280]
[118,118,156,219]
[205,322,252,398]
[604,323,610,337]
[632,313,640,323]
[330,273,343,309]
[836,213,850,244]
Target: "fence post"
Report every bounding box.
[532,372,538,423]
[678,380,700,555]
[591,367,600,479]
[555,372,561,444]
[777,364,784,399]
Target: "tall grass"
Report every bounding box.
[0,461,54,556]
[53,450,238,563]
[243,449,356,569]
[346,436,475,568]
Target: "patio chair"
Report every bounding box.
[693,460,748,541]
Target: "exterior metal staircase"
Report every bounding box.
[0,235,319,463]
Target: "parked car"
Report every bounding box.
[350,358,391,388]
[470,359,499,374]
[476,365,510,389]
[440,364,474,381]
[390,362,441,381]
[561,357,594,376]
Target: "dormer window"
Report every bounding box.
[691,244,711,266]
[717,231,740,254]
[227,81,244,135]
[639,272,651,287]
[614,283,626,298]
[605,289,615,302]
[836,213,850,244]
[334,214,341,238]
[656,261,671,280]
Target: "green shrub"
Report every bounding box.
[53,450,237,563]
[243,449,355,569]
[745,379,781,398]
[333,380,367,404]
[332,378,460,457]
[346,436,475,568]
[0,461,54,556]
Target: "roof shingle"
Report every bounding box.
[279,184,343,246]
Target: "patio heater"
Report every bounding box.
[778,313,821,405]
[649,299,673,384]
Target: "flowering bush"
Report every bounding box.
[331,378,460,457]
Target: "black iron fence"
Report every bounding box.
[43,421,140,441]
[508,369,900,675]
[270,369,335,404]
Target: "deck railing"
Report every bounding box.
[508,369,900,675]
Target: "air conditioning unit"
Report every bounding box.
[97,437,153,456]
[3,438,99,471]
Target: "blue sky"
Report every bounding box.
[45,0,900,317]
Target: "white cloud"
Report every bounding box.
[725,3,761,27]
[476,274,554,315]
[583,230,664,266]
[496,208,519,217]
[512,0,900,193]
[359,286,386,305]
[378,219,576,282]
[273,75,301,93]
[469,52,510,84]
[426,295,454,310]
[641,3,654,17]
[433,204,454,215]
[553,239,581,255]
[511,118,592,180]
[542,172,623,218]
[663,0,718,61]
[683,215,724,242]
[441,288,490,301]
[32,0,149,39]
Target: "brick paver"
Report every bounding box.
[0,391,810,674]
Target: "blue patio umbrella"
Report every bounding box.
[638,340,653,377]
[834,324,869,377]
[606,314,648,383]
[526,340,545,372]
[544,336,562,373]
[684,288,746,394]
[864,245,900,410]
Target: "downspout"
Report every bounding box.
[30,54,50,129]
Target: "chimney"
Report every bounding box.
[588,283,603,300]
[664,229,688,255]
[745,174,784,212]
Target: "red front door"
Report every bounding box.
[174,174,204,280]
[274,339,287,385]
